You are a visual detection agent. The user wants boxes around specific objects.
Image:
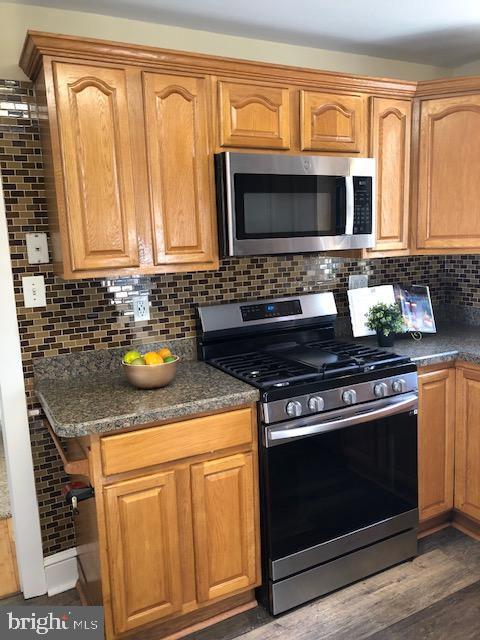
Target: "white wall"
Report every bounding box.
[452,60,480,76]
[1,2,451,81]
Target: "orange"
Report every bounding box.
[144,351,164,365]
[157,347,172,360]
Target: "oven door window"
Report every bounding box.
[265,411,418,562]
[234,174,346,238]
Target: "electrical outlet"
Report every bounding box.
[22,275,47,307]
[133,294,150,322]
[348,274,369,290]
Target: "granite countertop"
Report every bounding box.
[36,359,259,438]
[355,322,480,367]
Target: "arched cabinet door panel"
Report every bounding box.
[53,62,140,271]
[417,95,480,250]
[143,72,217,267]
[219,81,291,149]
[369,97,412,253]
[300,90,367,154]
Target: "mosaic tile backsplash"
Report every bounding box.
[1,78,478,556]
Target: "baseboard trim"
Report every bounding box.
[44,547,78,597]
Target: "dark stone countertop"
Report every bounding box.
[36,360,259,438]
[354,322,480,367]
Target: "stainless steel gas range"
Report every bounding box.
[197,293,418,615]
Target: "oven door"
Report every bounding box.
[217,153,375,255]
[261,393,418,581]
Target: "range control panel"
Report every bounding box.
[241,299,302,322]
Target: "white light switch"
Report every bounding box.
[26,233,49,264]
[22,275,47,308]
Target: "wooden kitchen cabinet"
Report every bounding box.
[143,72,217,267]
[218,80,291,149]
[416,94,480,252]
[368,97,412,255]
[53,62,141,273]
[62,405,260,640]
[417,367,455,522]
[33,57,219,279]
[191,452,258,603]
[455,365,480,522]
[300,90,368,154]
[104,470,184,633]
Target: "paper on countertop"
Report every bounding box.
[347,285,396,337]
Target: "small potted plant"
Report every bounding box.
[365,302,405,347]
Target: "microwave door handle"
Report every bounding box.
[265,393,418,447]
[345,176,354,235]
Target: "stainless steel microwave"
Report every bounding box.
[215,152,376,256]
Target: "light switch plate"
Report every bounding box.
[22,275,47,307]
[26,233,49,264]
[348,274,369,290]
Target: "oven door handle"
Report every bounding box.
[265,393,418,447]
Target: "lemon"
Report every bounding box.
[130,357,146,366]
[123,350,141,364]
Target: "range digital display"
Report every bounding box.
[241,299,302,322]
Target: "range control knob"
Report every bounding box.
[392,378,406,393]
[342,389,357,405]
[308,396,325,412]
[374,382,388,398]
[286,400,302,417]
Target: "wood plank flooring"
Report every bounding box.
[188,528,480,640]
[1,528,478,639]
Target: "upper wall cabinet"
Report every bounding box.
[417,94,480,251]
[143,72,216,267]
[218,81,291,149]
[369,97,412,254]
[300,91,368,154]
[53,63,140,272]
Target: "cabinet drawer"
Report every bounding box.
[101,408,254,475]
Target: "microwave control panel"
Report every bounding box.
[353,177,373,235]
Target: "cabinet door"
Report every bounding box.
[143,72,217,267]
[369,97,412,252]
[417,95,480,250]
[104,471,183,633]
[455,367,480,521]
[53,62,140,271]
[191,452,258,603]
[300,91,367,153]
[219,81,291,149]
[418,368,455,522]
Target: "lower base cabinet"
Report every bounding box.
[418,362,480,533]
[191,453,257,603]
[69,405,260,640]
[418,367,455,522]
[455,366,480,521]
[104,470,184,634]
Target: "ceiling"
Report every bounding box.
[9,0,480,67]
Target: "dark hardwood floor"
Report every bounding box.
[1,528,478,639]
[187,527,480,640]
